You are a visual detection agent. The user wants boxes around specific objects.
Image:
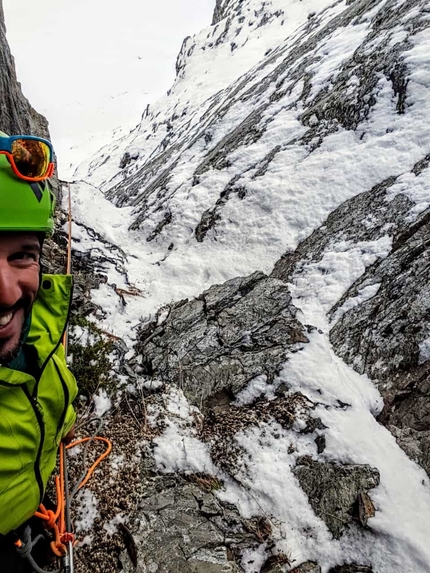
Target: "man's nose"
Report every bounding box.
[0,263,23,309]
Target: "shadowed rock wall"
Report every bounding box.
[0,2,49,137]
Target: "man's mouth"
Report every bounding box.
[0,312,13,328]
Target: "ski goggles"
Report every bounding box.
[0,134,55,182]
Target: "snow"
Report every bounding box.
[306,17,374,100]
[74,489,99,533]
[78,535,93,547]
[154,421,217,475]
[103,514,126,536]
[165,387,195,419]
[94,389,112,417]
[172,0,338,112]
[109,454,125,476]
[289,236,392,326]
[233,374,272,405]
[419,337,430,365]
[152,331,430,572]
[241,545,270,573]
[279,332,383,414]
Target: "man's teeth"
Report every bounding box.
[0,313,13,327]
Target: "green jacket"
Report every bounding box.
[0,275,78,535]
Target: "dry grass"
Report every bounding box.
[186,472,224,492]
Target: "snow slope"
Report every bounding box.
[70,0,430,343]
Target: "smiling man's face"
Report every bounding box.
[0,232,41,364]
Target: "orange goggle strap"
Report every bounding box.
[0,133,54,182]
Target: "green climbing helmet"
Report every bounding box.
[0,140,55,234]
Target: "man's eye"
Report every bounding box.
[11,252,38,261]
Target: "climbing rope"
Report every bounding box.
[15,182,112,573]
[15,526,62,573]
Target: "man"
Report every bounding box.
[0,134,78,571]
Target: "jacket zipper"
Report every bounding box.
[21,385,45,504]
[34,283,74,396]
[30,281,74,502]
[54,361,70,436]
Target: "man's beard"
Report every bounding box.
[0,296,33,365]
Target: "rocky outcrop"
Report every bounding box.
[268,149,430,478]
[137,271,308,408]
[290,564,321,573]
[293,459,379,539]
[330,200,430,473]
[212,0,234,25]
[0,2,48,137]
[120,478,246,572]
[320,182,430,475]
[212,0,226,25]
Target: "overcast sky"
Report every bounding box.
[3,0,215,176]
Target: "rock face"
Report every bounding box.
[293,459,380,539]
[121,477,247,572]
[330,198,430,474]
[0,2,49,137]
[290,564,321,573]
[137,271,308,407]
[212,0,229,25]
[269,152,430,476]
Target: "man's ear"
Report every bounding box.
[36,232,45,249]
[38,259,45,288]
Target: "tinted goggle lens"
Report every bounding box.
[11,138,52,179]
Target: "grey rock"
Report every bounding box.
[119,476,256,573]
[0,2,49,137]
[330,205,430,388]
[315,435,326,454]
[261,553,292,572]
[293,459,380,538]
[290,563,321,573]
[137,271,308,407]
[212,0,231,25]
[328,565,373,573]
[262,566,285,573]
[387,425,430,477]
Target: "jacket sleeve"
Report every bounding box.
[55,356,78,439]
[61,404,77,438]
